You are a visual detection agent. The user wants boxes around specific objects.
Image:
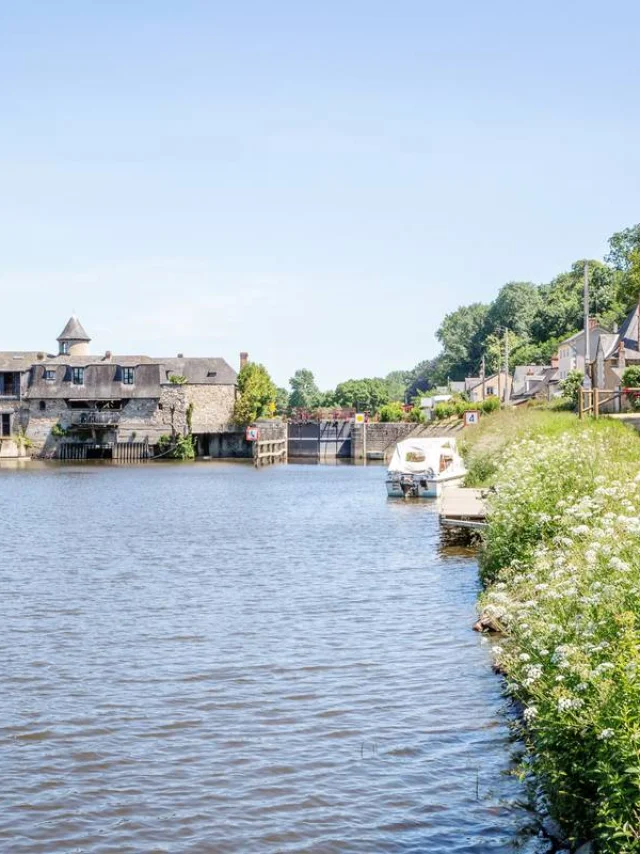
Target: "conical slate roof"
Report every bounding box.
[57,315,91,342]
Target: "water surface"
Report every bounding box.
[0,462,533,852]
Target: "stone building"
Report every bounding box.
[0,316,240,459]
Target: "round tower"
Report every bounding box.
[57,315,91,356]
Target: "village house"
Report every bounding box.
[465,370,512,403]
[0,316,241,459]
[556,320,607,381]
[594,304,640,391]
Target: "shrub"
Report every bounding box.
[433,402,455,420]
[378,402,404,422]
[559,369,584,407]
[157,433,195,460]
[480,395,500,414]
[51,423,66,438]
[464,451,497,487]
[622,366,640,411]
[169,374,188,385]
[405,405,425,423]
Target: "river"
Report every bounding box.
[0,461,537,853]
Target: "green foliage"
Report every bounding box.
[436,302,489,380]
[486,281,541,340]
[275,387,290,416]
[480,395,501,413]
[433,401,456,420]
[378,401,404,422]
[622,366,640,388]
[405,405,425,423]
[289,369,320,410]
[463,451,497,487]
[51,422,67,438]
[12,429,33,449]
[185,402,194,434]
[157,433,196,460]
[169,374,188,385]
[233,362,277,426]
[333,378,389,413]
[477,412,640,850]
[559,369,584,407]
[384,370,409,402]
[622,366,640,411]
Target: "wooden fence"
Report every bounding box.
[578,387,640,418]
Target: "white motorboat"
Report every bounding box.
[386,437,466,498]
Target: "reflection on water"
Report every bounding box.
[0,463,535,852]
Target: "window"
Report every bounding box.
[1,413,10,436]
[122,368,135,385]
[486,386,495,396]
[45,370,55,381]
[72,368,84,385]
[60,342,69,355]
[39,401,46,411]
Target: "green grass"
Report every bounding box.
[477,408,640,850]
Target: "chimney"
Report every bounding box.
[104,350,112,361]
[618,340,626,369]
[36,352,45,361]
[551,353,559,368]
[589,317,598,331]
[177,353,184,359]
[240,352,249,370]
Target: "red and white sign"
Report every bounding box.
[246,426,260,441]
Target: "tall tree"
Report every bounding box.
[233,363,277,425]
[288,369,320,409]
[333,378,389,412]
[485,281,541,340]
[436,303,489,379]
[384,370,410,402]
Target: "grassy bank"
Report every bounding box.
[468,408,640,851]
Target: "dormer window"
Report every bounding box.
[122,368,135,385]
[44,370,55,381]
[60,342,69,355]
[72,367,84,385]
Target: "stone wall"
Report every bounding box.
[21,383,238,455]
[352,421,464,461]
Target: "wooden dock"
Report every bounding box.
[439,485,487,532]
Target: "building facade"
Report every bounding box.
[0,316,239,458]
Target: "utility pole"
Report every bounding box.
[583,261,592,390]
[504,328,511,404]
[481,355,486,401]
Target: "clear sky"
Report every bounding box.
[1,1,639,389]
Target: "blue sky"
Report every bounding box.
[1,1,639,388]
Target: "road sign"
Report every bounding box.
[464,410,480,427]
[354,413,365,424]
[246,426,259,441]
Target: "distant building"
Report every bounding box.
[465,371,512,403]
[557,320,607,380]
[0,316,240,458]
[594,305,640,390]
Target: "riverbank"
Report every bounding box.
[468,407,640,852]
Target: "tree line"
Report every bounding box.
[233,223,640,424]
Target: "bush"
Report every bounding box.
[157,433,195,460]
[405,405,425,423]
[464,451,498,487]
[622,366,640,411]
[378,402,404,422]
[433,402,455,420]
[480,395,500,414]
[559,369,584,407]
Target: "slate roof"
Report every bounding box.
[0,352,47,371]
[598,334,619,360]
[57,316,91,342]
[157,357,237,385]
